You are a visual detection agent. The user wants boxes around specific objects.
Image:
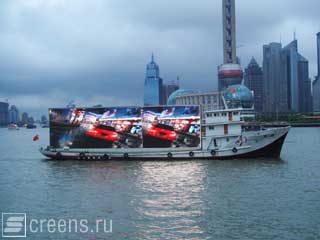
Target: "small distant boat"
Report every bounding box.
[26,124,37,129]
[8,124,19,130]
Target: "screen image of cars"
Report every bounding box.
[85,125,119,142]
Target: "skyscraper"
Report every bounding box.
[144,54,164,106]
[313,77,320,112]
[163,80,180,105]
[317,32,320,77]
[8,105,19,124]
[263,42,286,113]
[21,112,29,125]
[281,40,312,112]
[0,102,9,126]
[313,32,320,112]
[263,39,312,113]
[218,0,243,91]
[244,57,264,112]
[297,55,312,112]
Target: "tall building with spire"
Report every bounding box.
[9,105,19,124]
[263,39,312,113]
[244,57,264,112]
[281,39,312,112]
[218,0,243,91]
[144,54,164,106]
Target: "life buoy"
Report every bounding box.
[167,152,173,159]
[124,153,129,159]
[103,154,109,160]
[211,150,216,156]
[232,147,238,153]
[189,151,195,157]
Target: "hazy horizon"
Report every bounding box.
[1,0,320,118]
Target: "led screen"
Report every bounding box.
[142,106,201,148]
[50,107,142,149]
[49,106,201,149]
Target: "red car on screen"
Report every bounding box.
[86,125,119,142]
[145,124,177,141]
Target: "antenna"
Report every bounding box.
[293,28,296,40]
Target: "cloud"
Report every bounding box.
[0,0,319,118]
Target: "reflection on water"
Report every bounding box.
[0,127,320,239]
[133,162,207,239]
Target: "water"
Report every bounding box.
[0,127,320,239]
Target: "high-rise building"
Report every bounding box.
[313,33,320,112]
[244,57,264,112]
[297,56,312,112]
[0,102,9,126]
[21,112,29,125]
[144,54,164,106]
[281,40,312,112]
[313,78,320,112]
[263,42,286,112]
[317,32,320,77]
[163,78,180,105]
[41,115,48,124]
[8,105,19,124]
[218,0,243,91]
[262,39,312,113]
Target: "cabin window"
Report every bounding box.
[214,113,218,117]
[222,113,227,117]
[226,137,230,142]
[214,139,218,147]
[209,126,215,130]
[234,112,239,115]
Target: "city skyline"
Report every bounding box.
[0,0,319,116]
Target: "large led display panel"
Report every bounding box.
[49,106,201,149]
[142,106,201,148]
[50,107,142,149]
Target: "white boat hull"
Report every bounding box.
[40,127,290,160]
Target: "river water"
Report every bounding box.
[0,127,319,239]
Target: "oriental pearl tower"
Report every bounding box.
[218,0,243,90]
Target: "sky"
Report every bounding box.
[0,0,320,118]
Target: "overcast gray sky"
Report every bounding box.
[0,0,319,118]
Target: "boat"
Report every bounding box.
[8,124,19,130]
[26,124,37,129]
[39,105,290,160]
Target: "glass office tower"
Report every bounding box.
[144,54,163,106]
